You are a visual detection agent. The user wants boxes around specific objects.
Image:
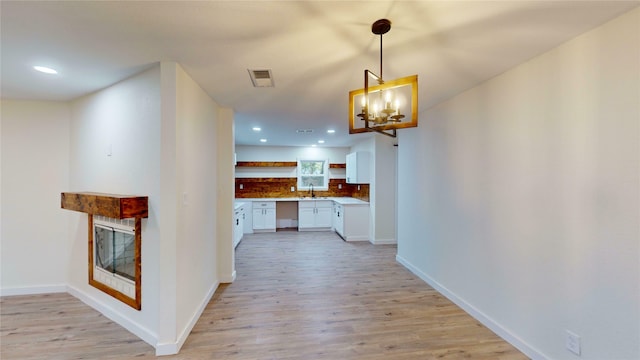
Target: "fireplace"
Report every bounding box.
[93,216,136,297]
[61,192,147,310]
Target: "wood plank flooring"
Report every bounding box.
[1,231,528,359]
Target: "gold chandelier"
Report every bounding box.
[349,19,418,138]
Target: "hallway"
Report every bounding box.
[1,231,527,359]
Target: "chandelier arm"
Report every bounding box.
[365,125,397,138]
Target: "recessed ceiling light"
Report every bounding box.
[311,144,317,147]
[33,66,58,74]
[318,140,325,144]
[327,129,335,134]
[260,139,267,143]
[252,127,261,132]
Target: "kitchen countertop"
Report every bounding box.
[235,197,369,206]
[234,201,249,210]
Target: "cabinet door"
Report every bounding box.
[264,208,276,229]
[298,207,315,228]
[234,210,243,247]
[346,151,370,184]
[243,205,253,234]
[253,208,265,229]
[346,152,356,184]
[315,207,333,228]
[334,205,344,236]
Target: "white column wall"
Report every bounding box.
[349,138,375,240]
[217,108,235,283]
[68,65,163,346]
[397,9,639,360]
[173,63,220,350]
[372,135,397,244]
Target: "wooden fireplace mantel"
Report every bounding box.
[61,191,147,310]
[61,192,148,219]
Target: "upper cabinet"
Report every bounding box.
[346,151,370,184]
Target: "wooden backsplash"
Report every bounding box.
[235,178,369,202]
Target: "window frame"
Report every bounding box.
[297,159,330,191]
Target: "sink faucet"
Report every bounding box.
[309,184,315,198]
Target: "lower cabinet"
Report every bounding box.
[298,200,333,230]
[233,205,244,248]
[253,201,276,232]
[334,203,369,242]
[333,203,344,236]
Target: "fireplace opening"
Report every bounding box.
[93,216,136,297]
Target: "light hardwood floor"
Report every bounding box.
[1,231,528,359]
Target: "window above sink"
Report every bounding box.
[297,159,329,191]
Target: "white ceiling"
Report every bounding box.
[2,1,638,147]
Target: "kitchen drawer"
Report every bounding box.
[315,200,333,208]
[253,201,275,209]
[298,201,315,208]
[299,200,332,208]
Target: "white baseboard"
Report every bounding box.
[395,254,549,360]
[156,281,219,356]
[371,238,397,245]
[219,270,236,284]
[0,284,67,297]
[67,285,157,349]
[345,236,369,242]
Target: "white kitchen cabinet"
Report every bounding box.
[346,151,370,184]
[242,203,253,234]
[233,205,244,248]
[298,200,333,230]
[333,202,344,236]
[334,202,369,241]
[253,201,276,232]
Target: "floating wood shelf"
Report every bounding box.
[236,161,346,168]
[61,192,148,219]
[236,161,297,167]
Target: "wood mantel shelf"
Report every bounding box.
[61,192,148,219]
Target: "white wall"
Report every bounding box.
[173,63,220,348]
[235,145,349,179]
[397,8,639,360]
[0,100,70,294]
[236,145,349,164]
[1,63,230,356]
[372,136,397,244]
[217,107,236,283]
[68,65,163,346]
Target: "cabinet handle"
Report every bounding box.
[236,219,239,225]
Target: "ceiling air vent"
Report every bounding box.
[296,129,314,134]
[248,69,274,87]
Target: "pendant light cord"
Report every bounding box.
[379,34,383,83]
